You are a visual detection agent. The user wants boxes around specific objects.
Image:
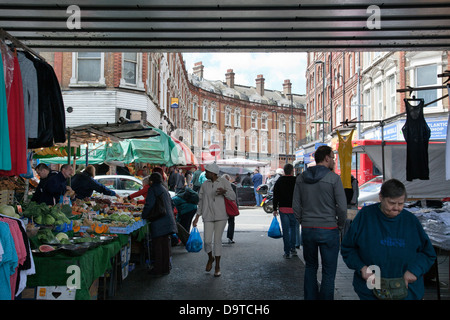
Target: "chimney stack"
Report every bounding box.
[226,69,235,88]
[283,79,292,96]
[256,74,265,96]
[193,61,204,79]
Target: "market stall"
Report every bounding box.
[16,197,149,300]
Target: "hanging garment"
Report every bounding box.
[17,51,39,141]
[0,55,27,177]
[25,53,66,148]
[0,51,12,171]
[0,221,18,300]
[337,129,354,189]
[446,85,450,181]
[401,98,431,181]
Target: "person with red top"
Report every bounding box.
[127,176,150,204]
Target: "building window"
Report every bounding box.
[251,131,258,153]
[120,53,144,90]
[363,90,371,123]
[202,128,208,148]
[210,107,217,123]
[147,54,159,98]
[351,95,357,119]
[261,132,268,153]
[192,102,198,119]
[279,136,286,154]
[202,104,208,122]
[261,113,268,131]
[387,75,396,116]
[336,105,342,126]
[235,108,241,127]
[70,52,105,86]
[225,107,231,126]
[235,130,241,151]
[375,82,382,119]
[251,111,258,129]
[224,130,231,150]
[415,64,438,107]
[280,117,286,133]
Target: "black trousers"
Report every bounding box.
[152,235,171,274]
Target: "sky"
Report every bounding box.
[182,52,308,95]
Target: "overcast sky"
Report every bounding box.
[182,52,307,95]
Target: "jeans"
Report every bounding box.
[302,227,340,300]
[279,212,297,254]
[254,189,263,206]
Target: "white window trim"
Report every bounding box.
[70,52,105,87]
[120,53,145,91]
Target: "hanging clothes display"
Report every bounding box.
[337,129,354,189]
[401,98,431,181]
[17,51,39,143]
[0,50,11,171]
[0,54,27,177]
[0,214,35,300]
[446,84,450,181]
[25,51,66,149]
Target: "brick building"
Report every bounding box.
[43,52,306,169]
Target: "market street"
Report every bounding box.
[111,206,449,301]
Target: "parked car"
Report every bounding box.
[358,175,383,207]
[93,175,144,198]
[93,175,176,199]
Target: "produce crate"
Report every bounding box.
[0,190,14,206]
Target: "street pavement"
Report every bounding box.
[111,206,448,302]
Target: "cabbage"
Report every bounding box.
[0,205,19,218]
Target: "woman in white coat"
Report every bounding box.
[192,163,236,277]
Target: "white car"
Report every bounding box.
[93,175,176,199]
[94,175,144,198]
[358,175,383,207]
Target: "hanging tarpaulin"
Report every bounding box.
[128,127,179,166]
[104,140,134,164]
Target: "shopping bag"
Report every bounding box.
[268,216,282,239]
[225,198,240,217]
[186,227,203,252]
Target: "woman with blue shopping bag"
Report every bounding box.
[192,163,236,277]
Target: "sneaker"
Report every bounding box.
[290,249,297,256]
[283,253,291,259]
[228,238,235,244]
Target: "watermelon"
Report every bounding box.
[39,245,56,252]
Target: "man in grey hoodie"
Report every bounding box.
[292,145,347,300]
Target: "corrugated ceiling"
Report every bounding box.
[0,0,450,51]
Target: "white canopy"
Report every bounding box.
[204,157,268,167]
[353,141,450,199]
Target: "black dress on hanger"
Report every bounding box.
[401,98,431,181]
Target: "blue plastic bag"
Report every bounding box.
[186,227,203,252]
[268,216,282,239]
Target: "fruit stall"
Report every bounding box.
[2,193,149,300]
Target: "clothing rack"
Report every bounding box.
[0,28,45,61]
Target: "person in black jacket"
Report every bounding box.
[31,163,57,204]
[273,163,299,258]
[71,165,119,200]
